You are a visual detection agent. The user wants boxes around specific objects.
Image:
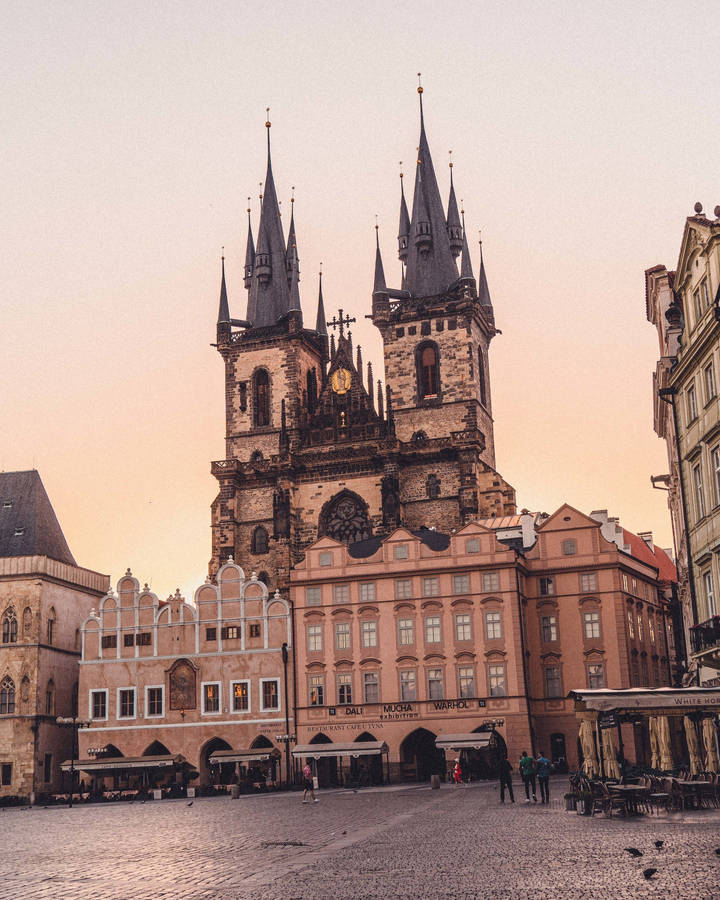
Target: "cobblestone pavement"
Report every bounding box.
[2,781,720,899]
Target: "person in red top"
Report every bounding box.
[453,760,463,785]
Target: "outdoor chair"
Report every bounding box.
[589,781,606,816]
[600,781,627,817]
[648,776,670,814]
[663,778,684,811]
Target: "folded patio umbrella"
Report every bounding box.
[684,716,702,775]
[702,718,719,773]
[601,729,621,780]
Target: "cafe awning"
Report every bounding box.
[209,748,281,764]
[61,754,190,773]
[435,733,492,750]
[567,687,720,712]
[292,741,388,759]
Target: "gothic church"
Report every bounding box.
[210,90,516,590]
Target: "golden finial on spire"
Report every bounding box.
[448,149,453,169]
[247,196,251,213]
[478,229,483,246]
[399,161,403,179]
[460,199,464,215]
[417,72,423,94]
[221,244,225,260]
[265,107,271,128]
[258,181,263,201]
[291,185,295,204]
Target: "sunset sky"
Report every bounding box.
[3,1,720,599]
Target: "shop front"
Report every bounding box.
[292,740,389,788]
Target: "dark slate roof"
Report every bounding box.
[0,470,76,565]
[217,256,230,324]
[347,527,450,558]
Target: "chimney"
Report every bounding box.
[638,531,654,553]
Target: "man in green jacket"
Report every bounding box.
[518,751,537,803]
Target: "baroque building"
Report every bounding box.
[210,92,516,590]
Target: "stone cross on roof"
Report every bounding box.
[326,308,356,338]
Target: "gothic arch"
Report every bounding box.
[0,675,16,714]
[415,340,441,401]
[2,607,17,644]
[478,347,487,406]
[47,607,56,644]
[319,490,372,545]
[253,368,271,428]
[251,525,269,555]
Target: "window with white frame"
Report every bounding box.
[688,383,698,422]
[631,577,638,595]
[622,572,629,592]
[580,572,597,593]
[704,571,717,616]
[713,446,720,506]
[627,610,635,639]
[231,680,250,712]
[361,619,378,648]
[333,584,350,605]
[455,613,471,641]
[146,686,164,717]
[395,579,412,599]
[335,622,351,650]
[398,618,414,645]
[307,624,322,652]
[485,611,502,640]
[309,674,324,706]
[488,664,506,697]
[261,678,280,711]
[539,577,554,596]
[202,682,221,714]
[400,669,417,701]
[648,616,655,644]
[422,577,440,597]
[586,663,605,689]
[319,551,333,567]
[583,611,600,639]
[544,666,562,698]
[363,671,379,703]
[637,614,644,642]
[705,362,717,402]
[701,278,710,310]
[452,573,470,594]
[458,666,475,698]
[562,539,576,556]
[394,544,409,560]
[336,673,352,705]
[90,689,108,720]
[466,538,480,554]
[118,688,135,719]
[541,615,557,642]
[306,587,322,606]
[694,287,703,322]
[424,616,441,643]
[359,582,376,602]
[427,668,444,700]
[482,572,500,592]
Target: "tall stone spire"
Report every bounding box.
[285,191,299,285]
[477,235,492,308]
[373,226,387,295]
[315,269,327,336]
[446,160,463,259]
[245,112,292,327]
[217,253,230,324]
[243,203,255,289]
[398,169,410,262]
[404,83,458,299]
[459,210,474,282]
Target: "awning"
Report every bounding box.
[209,748,281,764]
[435,733,492,750]
[292,741,388,759]
[61,754,189,773]
[567,687,720,712]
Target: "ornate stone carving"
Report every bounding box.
[169,659,197,710]
[321,491,372,544]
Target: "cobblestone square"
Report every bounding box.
[2,781,720,899]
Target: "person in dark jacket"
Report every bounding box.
[499,756,514,803]
[536,751,552,804]
[518,751,537,803]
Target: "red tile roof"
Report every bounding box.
[622,529,677,583]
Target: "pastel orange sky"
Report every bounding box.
[3,2,719,599]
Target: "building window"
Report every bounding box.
[705,362,717,402]
[363,672,379,704]
[335,622,351,650]
[307,624,322,652]
[424,616,441,643]
[231,680,250,712]
[651,657,660,686]
[361,620,378,648]
[45,679,55,715]
[541,615,558,642]
[712,447,720,507]
[687,383,698,422]
[249,623,261,638]
[485,611,502,640]
[319,551,333,567]
[636,615,644,642]
[455,613,472,642]
[0,763,11,786]
[146,686,164,717]
[205,627,217,641]
[704,571,717,617]
[627,610,635,639]
[580,573,597,593]
[124,633,135,647]
[359,582,376,603]
[2,608,18,644]
[426,474,440,499]
[466,538,480,554]
[309,675,324,706]
[427,668,444,700]
[118,688,135,718]
[333,584,350,605]
[452,574,470,594]
[539,577,554,596]
[398,618,414,645]
[221,626,241,640]
[400,669,417,701]
[261,678,280,711]
[458,666,475,698]
[621,572,629,592]
[337,673,352,705]
[694,463,706,520]
[648,616,655,644]
[488,664,506,697]
[416,341,440,399]
[422,577,439,597]
[46,608,56,645]
[136,633,151,646]
[631,577,638,595]
[0,676,16,715]
[253,369,270,427]
[305,587,322,606]
[562,539,577,556]
[478,347,487,406]
[202,683,221,714]
[394,544,409,560]
[544,666,562,698]
[482,572,499,592]
[583,611,601,639]
[395,579,412,599]
[640,656,649,686]
[251,525,269,554]
[587,663,605,689]
[90,689,107,720]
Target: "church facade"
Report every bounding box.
[210,92,516,592]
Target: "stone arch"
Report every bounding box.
[319,490,372,545]
[399,727,444,782]
[0,675,16,714]
[47,606,56,644]
[415,340,441,401]
[199,736,233,787]
[306,732,337,788]
[251,734,274,749]
[2,607,17,644]
[143,740,171,756]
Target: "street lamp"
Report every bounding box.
[281,642,291,787]
[56,715,91,808]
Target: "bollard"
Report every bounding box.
[431,774,440,790]
[231,784,240,799]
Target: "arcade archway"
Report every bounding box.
[351,731,383,786]
[400,728,445,782]
[200,737,233,786]
[308,732,338,787]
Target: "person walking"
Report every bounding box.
[536,751,552,804]
[518,750,537,803]
[499,756,514,803]
[301,762,318,804]
[453,759,463,786]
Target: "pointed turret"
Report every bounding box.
[315,270,327,336]
[477,238,492,308]
[285,193,299,284]
[217,254,230,324]
[446,164,463,258]
[398,171,410,262]
[288,253,302,313]
[243,204,255,289]
[373,226,388,295]
[404,85,458,299]
[245,115,292,327]
[459,211,474,283]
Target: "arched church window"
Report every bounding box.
[321,492,372,544]
[47,608,56,645]
[426,474,440,500]
[253,369,270,427]
[252,526,269,555]
[45,679,55,716]
[478,347,487,406]
[22,607,32,637]
[0,676,15,714]
[416,342,440,400]
[2,608,17,644]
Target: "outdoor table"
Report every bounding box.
[675,780,712,808]
[608,784,647,815]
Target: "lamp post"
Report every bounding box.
[281,642,291,787]
[56,715,91,808]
